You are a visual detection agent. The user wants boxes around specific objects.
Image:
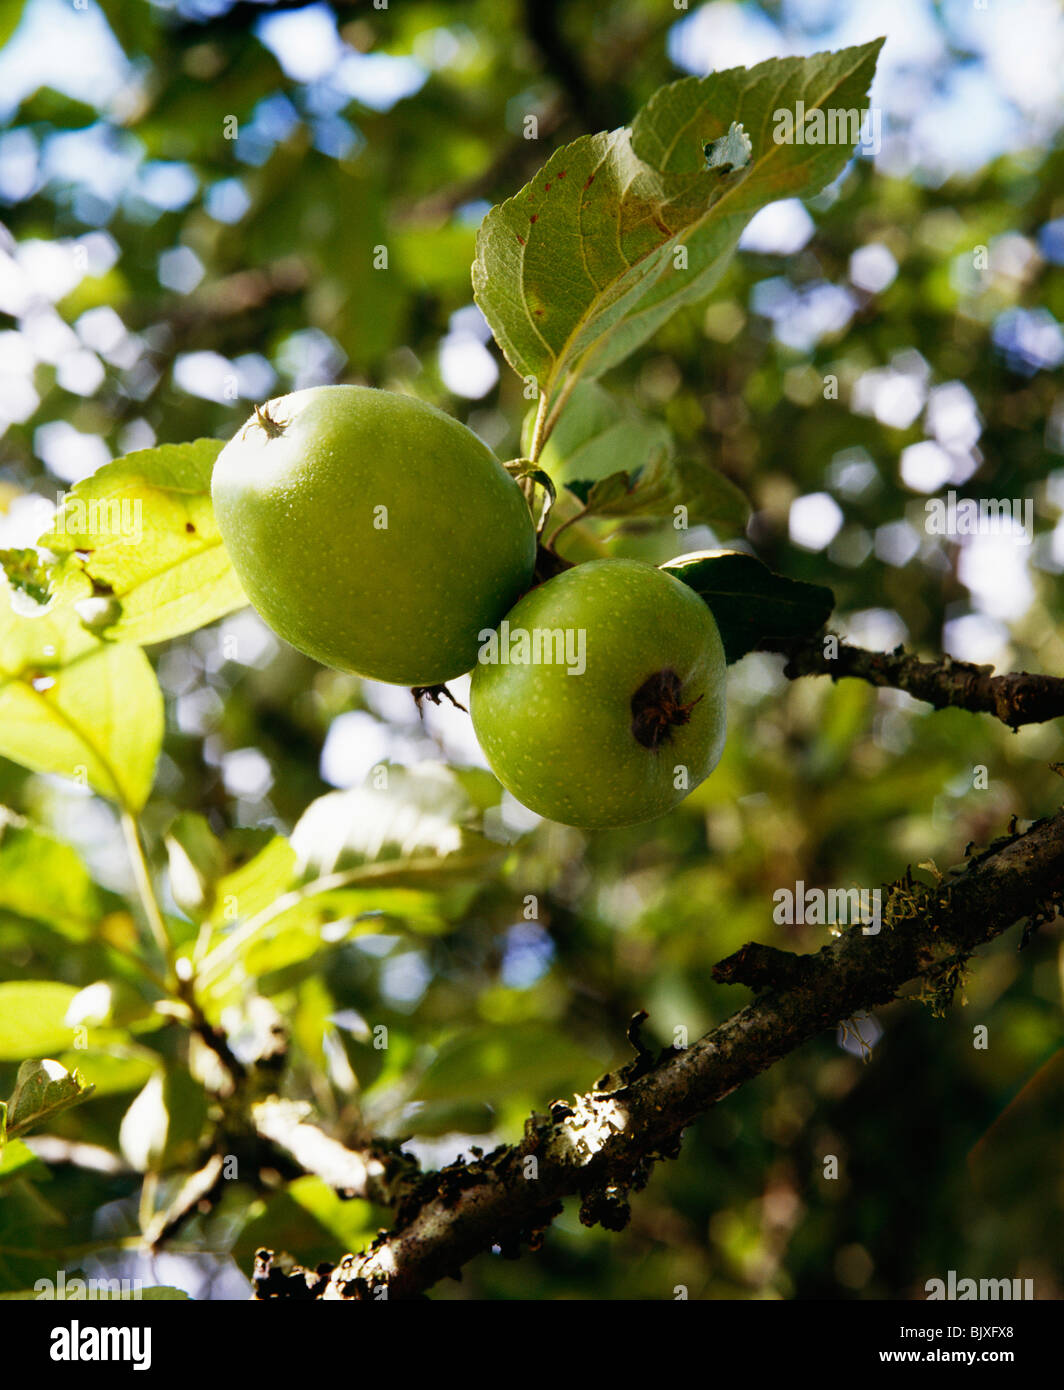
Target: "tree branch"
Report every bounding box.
[251,806,1064,1300]
[522,0,598,130]
[760,634,1064,729]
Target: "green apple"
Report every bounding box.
[211,385,536,686]
[470,558,726,828]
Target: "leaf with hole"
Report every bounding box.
[473,41,883,415]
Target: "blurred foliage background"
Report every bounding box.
[0,0,1062,1300]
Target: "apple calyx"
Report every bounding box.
[630,669,704,750]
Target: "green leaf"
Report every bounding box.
[413,1023,605,1108]
[54,1048,159,1099]
[235,887,449,983]
[290,763,501,882]
[566,471,637,512]
[662,549,834,663]
[473,41,883,413]
[597,40,882,378]
[402,1099,496,1138]
[526,380,747,540]
[523,380,674,486]
[0,549,52,607]
[0,816,99,939]
[64,978,155,1031]
[0,983,80,1060]
[37,440,247,646]
[207,835,297,927]
[166,812,229,919]
[119,1068,207,1173]
[505,461,556,503]
[0,1138,41,1181]
[197,767,501,993]
[16,86,97,128]
[233,1177,378,1268]
[6,1059,95,1140]
[503,458,556,532]
[663,457,751,531]
[566,451,749,532]
[0,586,162,809]
[0,0,26,50]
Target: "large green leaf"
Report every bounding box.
[166,812,229,919]
[197,766,501,992]
[54,1048,159,1099]
[0,983,80,1061]
[662,549,834,663]
[413,1023,605,1108]
[0,586,162,809]
[206,835,297,928]
[290,763,502,881]
[35,440,246,646]
[0,816,99,939]
[119,1067,208,1173]
[473,41,882,415]
[0,0,25,49]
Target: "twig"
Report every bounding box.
[120,811,172,971]
[527,391,551,464]
[761,634,1064,730]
